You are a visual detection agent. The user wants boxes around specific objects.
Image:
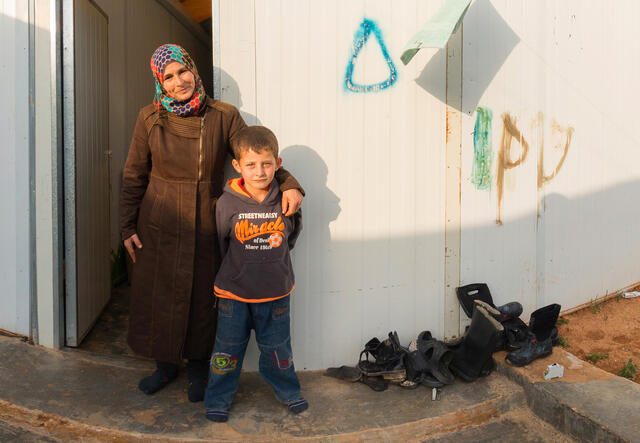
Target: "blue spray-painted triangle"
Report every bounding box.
[345,18,398,93]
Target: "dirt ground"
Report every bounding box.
[557,293,640,383]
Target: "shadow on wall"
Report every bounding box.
[302,181,640,368]
[415,0,520,113]
[216,68,640,369]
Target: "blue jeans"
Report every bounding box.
[203,296,302,411]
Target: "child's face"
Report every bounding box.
[232,148,282,196]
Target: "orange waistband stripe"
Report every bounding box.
[213,285,295,303]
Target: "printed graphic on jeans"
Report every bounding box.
[272,349,293,371]
[211,352,238,374]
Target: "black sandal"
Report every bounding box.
[324,365,361,382]
[357,332,406,382]
[416,331,455,385]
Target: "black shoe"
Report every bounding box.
[324,365,361,382]
[495,302,523,321]
[415,331,454,385]
[357,332,406,382]
[456,283,495,318]
[475,299,523,322]
[449,302,503,382]
[505,303,560,366]
[187,359,209,402]
[505,333,553,366]
[472,300,526,351]
[501,317,531,351]
[138,361,179,395]
[403,349,444,388]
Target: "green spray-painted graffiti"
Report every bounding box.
[471,107,493,190]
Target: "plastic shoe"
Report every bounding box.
[505,303,561,366]
[456,283,494,318]
[415,331,454,385]
[403,349,444,388]
[502,317,531,351]
[324,365,361,382]
[505,333,553,366]
[457,283,523,322]
[495,302,523,321]
[357,332,406,380]
[449,302,504,382]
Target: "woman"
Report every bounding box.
[119,44,303,402]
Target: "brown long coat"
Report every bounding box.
[120,99,301,363]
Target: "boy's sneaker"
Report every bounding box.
[288,398,309,414]
[205,410,229,423]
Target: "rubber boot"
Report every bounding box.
[506,304,560,366]
[529,303,561,341]
[449,303,504,382]
[474,301,508,352]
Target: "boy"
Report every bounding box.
[204,126,306,423]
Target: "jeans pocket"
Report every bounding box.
[218,298,233,318]
[272,296,290,321]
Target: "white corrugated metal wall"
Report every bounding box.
[219,0,640,369]
[0,1,31,336]
[219,0,448,369]
[461,0,640,318]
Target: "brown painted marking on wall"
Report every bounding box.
[533,112,545,220]
[496,113,530,225]
[538,119,574,188]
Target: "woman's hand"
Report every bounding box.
[281,189,303,216]
[124,234,143,263]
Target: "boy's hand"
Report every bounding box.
[124,233,143,263]
[282,189,303,216]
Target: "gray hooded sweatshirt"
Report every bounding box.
[214,178,302,302]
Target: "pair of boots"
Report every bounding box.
[456,283,562,366]
[448,300,561,379]
[138,359,209,402]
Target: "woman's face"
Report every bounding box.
[162,61,195,101]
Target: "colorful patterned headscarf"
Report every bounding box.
[150,43,206,117]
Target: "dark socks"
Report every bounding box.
[288,398,309,414]
[138,361,179,395]
[205,410,229,423]
[187,359,209,402]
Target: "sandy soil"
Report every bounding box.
[557,293,640,383]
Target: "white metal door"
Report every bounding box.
[64,0,111,346]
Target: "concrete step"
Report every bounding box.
[0,335,532,442]
[424,408,577,442]
[0,418,60,443]
[495,349,640,443]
